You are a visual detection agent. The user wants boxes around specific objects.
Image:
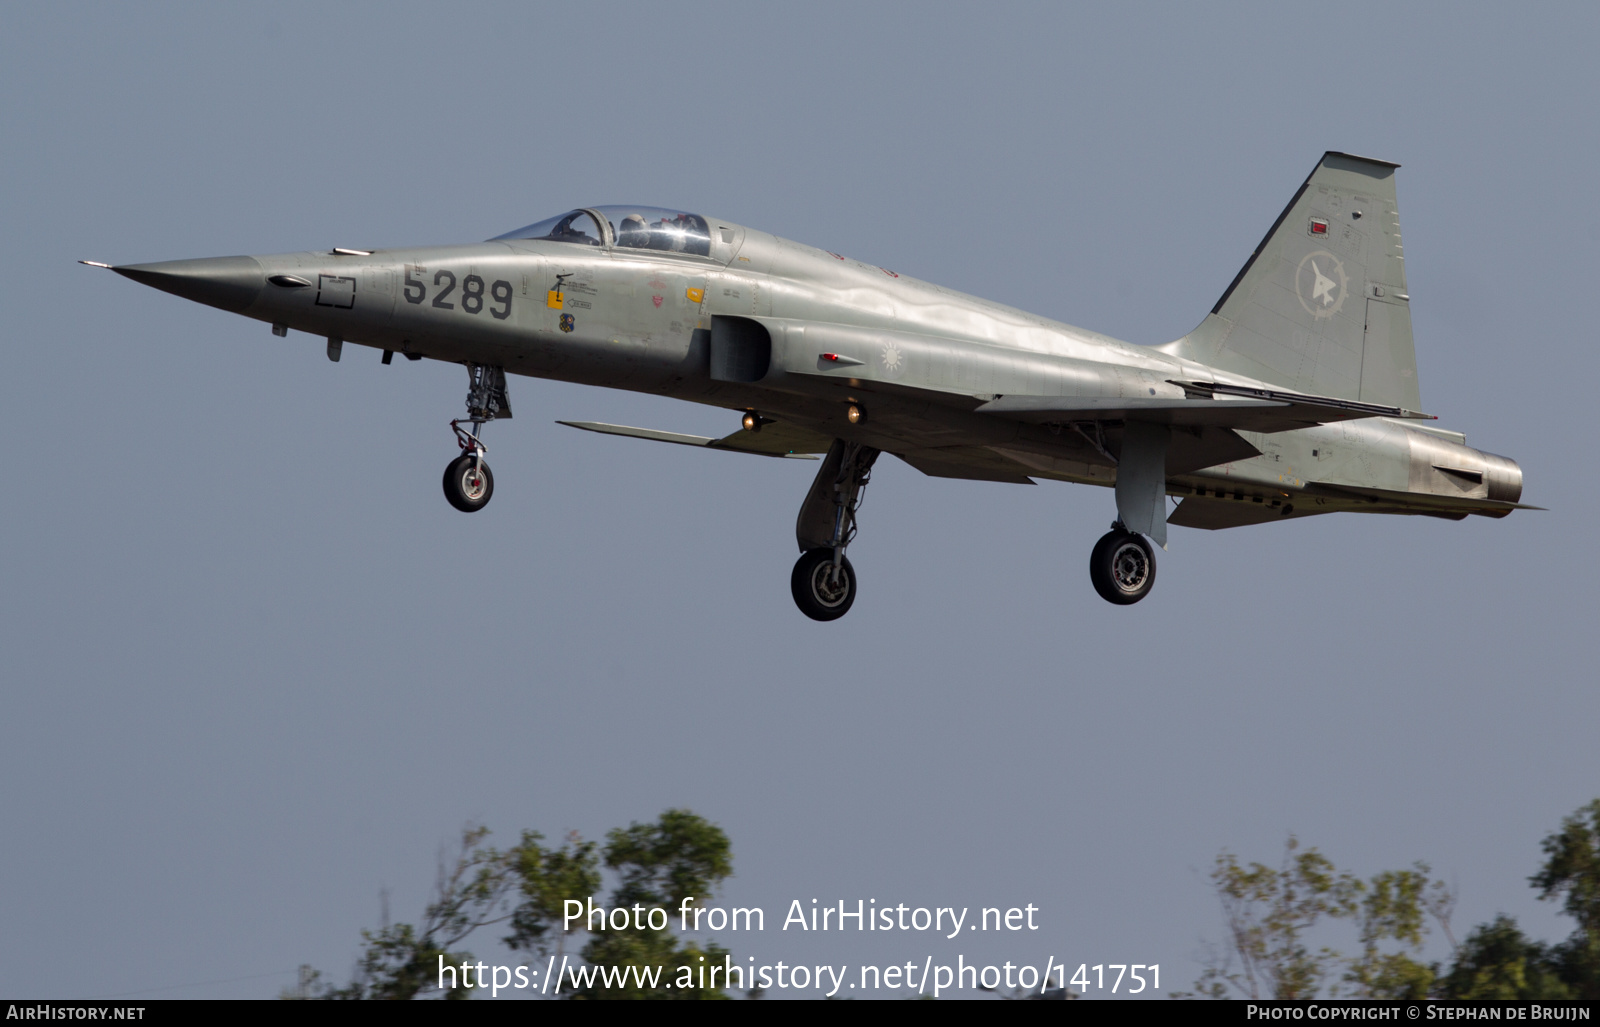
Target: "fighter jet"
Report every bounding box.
[87,152,1531,620]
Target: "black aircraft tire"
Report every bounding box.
[1089,530,1156,605]
[791,548,857,621]
[443,454,494,513]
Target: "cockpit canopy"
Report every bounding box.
[492,206,712,257]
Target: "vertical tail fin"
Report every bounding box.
[1163,152,1419,411]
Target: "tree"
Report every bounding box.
[566,809,735,1000]
[1186,799,1600,1002]
[297,810,736,1000]
[1530,798,1600,998]
[503,830,601,960]
[1434,915,1569,1000]
[1183,838,1454,999]
[1433,798,1600,999]
[1185,837,1357,999]
[308,825,524,1000]
[1343,865,1453,998]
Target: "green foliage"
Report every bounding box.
[1188,837,1358,999]
[1185,838,1451,999]
[503,830,601,958]
[321,923,473,1001]
[301,810,737,1000]
[1533,800,1600,934]
[1344,865,1454,998]
[574,934,734,1001]
[1188,799,1600,1002]
[1434,915,1570,999]
[1530,798,1600,998]
[603,808,733,911]
[568,809,735,999]
[309,825,519,1000]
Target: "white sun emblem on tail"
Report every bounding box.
[881,341,903,374]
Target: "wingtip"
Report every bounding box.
[79,260,113,269]
[1323,150,1402,170]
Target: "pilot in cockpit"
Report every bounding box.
[653,216,685,252]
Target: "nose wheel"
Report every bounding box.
[443,452,494,512]
[1090,525,1156,605]
[441,363,510,513]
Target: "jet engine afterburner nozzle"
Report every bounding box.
[1482,452,1523,506]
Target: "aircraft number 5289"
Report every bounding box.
[404,265,512,320]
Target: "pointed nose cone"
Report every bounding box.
[114,256,265,313]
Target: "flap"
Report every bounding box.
[896,447,1035,484]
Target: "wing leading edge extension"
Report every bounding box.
[557,420,829,459]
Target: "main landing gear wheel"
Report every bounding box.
[1090,528,1156,605]
[791,548,857,622]
[443,453,494,512]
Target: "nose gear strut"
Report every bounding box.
[791,439,879,620]
[443,363,511,513]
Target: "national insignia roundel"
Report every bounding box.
[1295,250,1348,320]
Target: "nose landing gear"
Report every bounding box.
[443,448,494,512]
[1089,523,1157,605]
[443,363,510,513]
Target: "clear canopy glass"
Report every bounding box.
[493,206,712,257]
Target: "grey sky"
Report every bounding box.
[2,1,1595,999]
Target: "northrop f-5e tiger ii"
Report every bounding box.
[89,152,1532,620]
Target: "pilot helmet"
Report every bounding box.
[618,213,649,247]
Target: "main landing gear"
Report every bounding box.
[1089,522,1156,605]
[443,364,511,513]
[791,440,879,621]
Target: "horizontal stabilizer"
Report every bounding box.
[1307,481,1545,517]
[1170,380,1433,420]
[557,420,827,459]
[976,382,1432,434]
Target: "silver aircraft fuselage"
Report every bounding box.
[100,155,1529,615]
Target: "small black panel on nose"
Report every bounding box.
[315,274,356,309]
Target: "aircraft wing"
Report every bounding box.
[896,447,1036,484]
[977,381,1435,433]
[556,420,829,458]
